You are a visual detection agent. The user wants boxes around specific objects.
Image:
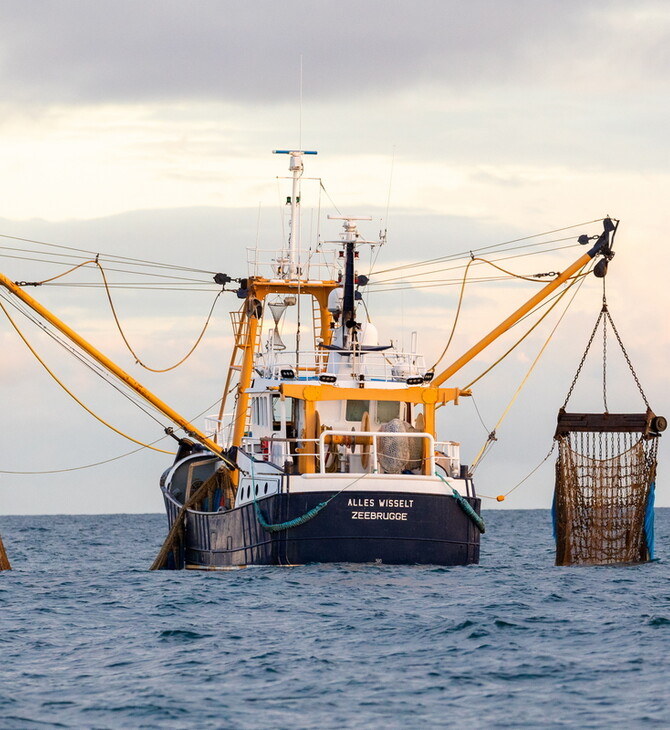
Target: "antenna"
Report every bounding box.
[327,215,373,245]
[384,146,395,239]
[272,150,318,277]
[299,55,303,150]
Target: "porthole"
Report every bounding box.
[254,484,258,496]
[264,482,268,494]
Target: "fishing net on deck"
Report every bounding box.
[552,292,664,566]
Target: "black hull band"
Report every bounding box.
[164,490,481,568]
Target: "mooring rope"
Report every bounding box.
[435,472,485,533]
[249,454,373,533]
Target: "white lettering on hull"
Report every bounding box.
[347,498,414,509]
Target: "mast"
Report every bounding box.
[272,149,317,278]
[328,216,372,348]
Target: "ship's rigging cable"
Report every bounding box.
[462,268,591,391]
[0,442,163,475]
[371,238,576,284]
[466,265,591,483]
[27,258,98,285]
[0,286,227,462]
[370,218,603,278]
[0,232,215,275]
[0,297,176,455]
[0,396,224,475]
[319,180,344,217]
[95,260,224,373]
[429,255,590,372]
[476,444,557,502]
[0,221,598,294]
[1,253,214,287]
[369,241,581,291]
[470,394,494,439]
[0,290,174,427]
[0,250,216,289]
[429,256,475,371]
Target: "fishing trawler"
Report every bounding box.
[155,150,616,569]
[0,149,617,570]
[158,151,481,568]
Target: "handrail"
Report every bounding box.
[240,429,437,475]
[318,429,435,475]
[255,349,427,380]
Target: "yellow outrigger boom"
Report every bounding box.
[0,271,227,461]
[431,234,609,386]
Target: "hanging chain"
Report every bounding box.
[602,283,609,412]
[604,308,650,409]
[562,277,650,412]
[562,307,605,410]
[601,271,650,409]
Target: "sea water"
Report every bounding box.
[1,510,669,729]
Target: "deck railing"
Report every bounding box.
[318,429,435,475]
[255,349,427,381]
[240,430,438,476]
[246,247,339,280]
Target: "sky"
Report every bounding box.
[0,0,669,515]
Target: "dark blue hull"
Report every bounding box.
[164,490,481,568]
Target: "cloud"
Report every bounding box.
[0,2,668,515]
[1,1,669,109]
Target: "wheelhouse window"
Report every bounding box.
[251,396,274,428]
[377,401,401,423]
[345,400,370,422]
[272,395,295,431]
